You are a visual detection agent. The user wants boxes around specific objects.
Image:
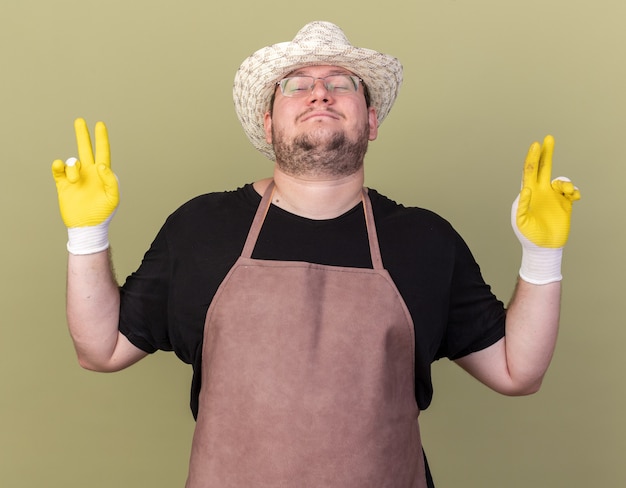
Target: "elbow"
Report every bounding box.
[76,355,104,372]
[500,377,544,397]
[76,353,118,373]
[525,378,544,395]
[521,379,544,396]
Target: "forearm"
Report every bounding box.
[503,277,561,391]
[66,249,124,371]
[455,278,561,396]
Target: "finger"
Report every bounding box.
[522,141,541,190]
[74,118,95,166]
[51,159,66,182]
[95,121,111,168]
[568,188,582,202]
[65,157,81,184]
[538,134,555,185]
[552,176,581,201]
[551,176,574,194]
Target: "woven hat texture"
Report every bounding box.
[233,21,403,160]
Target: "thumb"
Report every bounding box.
[96,163,120,206]
[516,186,532,225]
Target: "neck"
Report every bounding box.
[253,165,365,220]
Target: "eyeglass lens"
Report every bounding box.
[279,75,360,97]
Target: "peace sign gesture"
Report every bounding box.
[511,135,581,284]
[51,118,119,254]
[513,135,581,249]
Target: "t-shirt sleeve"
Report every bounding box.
[438,231,506,360]
[118,222,173,354]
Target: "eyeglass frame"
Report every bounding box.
[276,74,365,98]
[267,74,372,115]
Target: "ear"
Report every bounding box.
[263,112,273,143]
[368,107,378,141]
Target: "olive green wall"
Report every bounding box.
[2,0,623,486]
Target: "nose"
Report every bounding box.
[308,78,334,103]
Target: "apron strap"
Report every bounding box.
[241,182,276,259]
[242,181,384,270]
[362,188,384,270]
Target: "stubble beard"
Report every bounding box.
[271,122,370,178]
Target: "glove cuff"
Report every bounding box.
[519,244,563,285]
[66,218,111,255]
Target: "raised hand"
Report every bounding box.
[511,135,581,284]
[52,118,120,254]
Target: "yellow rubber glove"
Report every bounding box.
[511,135,581,284]
[52,118,120,255]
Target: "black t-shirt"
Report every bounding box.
[119,184,506,418]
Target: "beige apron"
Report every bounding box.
[186,183,426,487]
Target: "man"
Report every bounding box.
[51,21,580,488]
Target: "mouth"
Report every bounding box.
[298,109,342,122]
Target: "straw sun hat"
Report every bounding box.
[233,21,403,160]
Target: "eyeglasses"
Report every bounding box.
[276,74,363,98]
